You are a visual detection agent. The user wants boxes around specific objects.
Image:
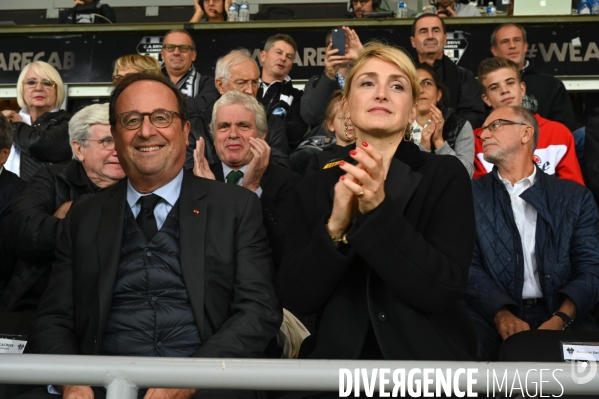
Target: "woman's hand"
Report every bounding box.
[190,0,204,22]
[430,105,446,150]
[2,110,21,123]
[338,141,386,214]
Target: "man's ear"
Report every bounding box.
[259,50,266,65]
[215,78,225,94]
[482,93,493,108]
[0,147,10,166]
[490,46,498,57]
[521,125,534,145]
[71,141,84,162]
[409,36,416,49]
[183,120,191,147]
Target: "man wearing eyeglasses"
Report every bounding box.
[161,29,220,112]
[23,74,281,399]
[186,49,290,170]
[2,103,125,314]
[462,104,599,361]
[472,57,584,185]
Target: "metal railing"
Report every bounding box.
[1,355,599,398]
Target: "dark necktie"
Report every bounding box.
[226,170,244,185]
[136,194,162,241]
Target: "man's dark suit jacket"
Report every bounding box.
[0,168,27,294]
[210,163,301,270]
[27,170,282,358]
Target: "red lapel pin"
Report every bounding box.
[193,209,200,214]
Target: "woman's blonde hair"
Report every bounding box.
[343,41,420,106]
[113,54,162,77]
[16,61,65,110]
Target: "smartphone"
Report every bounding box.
[331,29,346,56]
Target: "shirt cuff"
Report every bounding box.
[47,385,61,395]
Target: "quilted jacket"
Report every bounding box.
[464,165,599,325]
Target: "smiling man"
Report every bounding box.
[410,14,486,129]
[472,57,583,185]
[193,91,300,269]
[161,29,219,111]
[257,34,308,149]
[24,74,281,399]
[463,105,599,361]
[490,23,575,131]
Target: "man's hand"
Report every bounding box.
[494,308,530,340]
[324,43,346,80]
[73,0,86,6]
[144,388,197,399]
[538,316,565,331]
[241,137,270,192]
[61,385,94,399]
[192,138,216,180]
[342,27,364,62]
[437,4,457,18]
[54,201,73,219]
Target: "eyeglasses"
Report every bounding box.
[162,44,195,53]
[80,137,115,151]
[479,119,529,137]
[352,0,371,4]
[224,78,260,91]
[117,110,181,130]
[204,0,223,3]
[23,78,56,89]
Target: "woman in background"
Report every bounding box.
[1,61,71,182]
[190,0,232,22]
[112,54,163,84]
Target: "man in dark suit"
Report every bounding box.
[0,114,27,295]
[193,91,301,270]
[24,74,282,399]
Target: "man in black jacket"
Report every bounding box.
[490,23,576,132]
[0,114,27,296]
[58,0,116,24]
[257,34,308,149]
[193,91,300,270]
[186,49,290,169]
[23,74,280,399]
[410,14,486,129]
[2,103,125,312]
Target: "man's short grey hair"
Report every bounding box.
[215,48,253,82]
[510,105,539,151]
[0,114,12,149]
[68,103,110,160]
[210,91,268,140]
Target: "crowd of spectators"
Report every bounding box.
[2,10,599,399]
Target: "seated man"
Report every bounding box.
[424,0,481,17]
[464,105,599,361]
[348,0,382,18]
[2,103,125,313]
[258,34,308,149]
[59,0,116,24]
[186,49,290,169]
[193,91,301,270]
[490,23,576,131]
[23,74,281,399]
[0,114,27,295]
[473,57,584,186]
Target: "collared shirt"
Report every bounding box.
[126,169,184,230]
[221,162,262,198]
[498,167,544,299]
[411,119,431,146]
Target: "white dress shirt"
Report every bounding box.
[126,169,184,231]
[498,168,544,299]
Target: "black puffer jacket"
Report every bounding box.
[1,161,101,312]
[11,109,72,182]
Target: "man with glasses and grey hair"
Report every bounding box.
[462,103,599,361]
[193,90,300,269]
[1,103,125,314]
[22,74,281,399]
[187,48,290,170]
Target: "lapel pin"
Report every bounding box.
[193,209,200,214]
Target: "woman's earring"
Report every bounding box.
[403,124,413,142]
[344,118,354,141]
